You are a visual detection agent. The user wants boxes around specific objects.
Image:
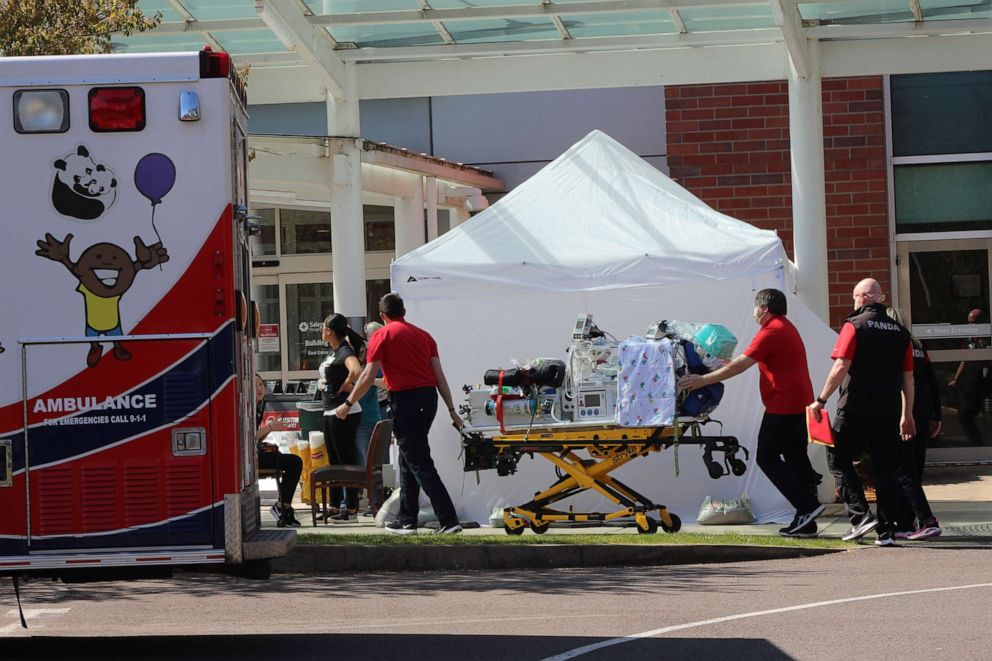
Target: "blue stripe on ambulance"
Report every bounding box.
[19,323,235,470]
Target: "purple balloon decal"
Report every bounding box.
[134,153,176,206]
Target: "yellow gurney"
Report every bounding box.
[461,420,748,535]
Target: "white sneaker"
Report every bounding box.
[842,514,878,541]
[874,533,895,547]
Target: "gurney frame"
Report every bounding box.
[461,421,748,535]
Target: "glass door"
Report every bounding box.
[280,272,334,392]
[897,239,992,461]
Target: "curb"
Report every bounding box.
[272,543,845,574]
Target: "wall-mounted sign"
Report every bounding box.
[258,323,280,353]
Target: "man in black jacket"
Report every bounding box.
[809,278,936,546]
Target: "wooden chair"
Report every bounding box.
[310,419,393,526]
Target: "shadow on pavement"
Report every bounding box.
[14,562,822,605]
[3,633,795,660]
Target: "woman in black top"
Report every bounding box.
[888,307,942,537]
[255,375,303,527]
[319,313,366,522]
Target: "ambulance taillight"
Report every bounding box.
[199,49,231,79]
[89,87,146,132]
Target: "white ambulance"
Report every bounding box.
[0,49,293,581]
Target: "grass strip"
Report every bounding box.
[298,531,852,549]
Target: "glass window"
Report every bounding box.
[366,278,392,323]
[446,19,562,44]
[678,5,776,31]
[564,12,675,39]
[894,162,992,233]
[280,208,332,254]
[907,249,990,351]
[251,208,276,257]
[286,282,334,372]
[365,205,395,252]
[328,22,445,48]
[254,283,281,372]
[213,30,290,56]
[798,1,914,24]
[891,72,992,157]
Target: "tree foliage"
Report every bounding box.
[0,0,161,56]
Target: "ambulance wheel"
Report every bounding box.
[530,520,551,535]
[730,458,747,476]
[504,522,525,536]
[661,513,682,534]
[637,518,659,535]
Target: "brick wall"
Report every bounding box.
[665,77,889,329]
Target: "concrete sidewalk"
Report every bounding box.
[261,465,992,539]
[261,464,992,572]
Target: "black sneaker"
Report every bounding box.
[385,520,417,535]
[280,506,302,527]
[779,518,817,538]
[434,523,463,535]
[787,504,825,534]
[328,511,351,524]
[842,513,878,541]
[778,515,799,535]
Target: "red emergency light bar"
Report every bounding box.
[200,48,231,79]
[88,87,145,132]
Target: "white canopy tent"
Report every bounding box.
[393,130,839,525]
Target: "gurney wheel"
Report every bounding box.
[730,458,747,476]
[530,520,551,535]
[636,518,658,535]
[504,522,525,536]
[660,513,682,534]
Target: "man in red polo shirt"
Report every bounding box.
[337,293,464,535]
[680,288,823,537]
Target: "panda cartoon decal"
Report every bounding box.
[51,145,118,221]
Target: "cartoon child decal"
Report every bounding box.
[35,233,169,368]
[51,146,118,221]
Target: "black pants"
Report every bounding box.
[891,419,934,531]
[258,450,303,506]
[392,387,458,528]
[828,411,933,535]
[323,412,362,511]
[756,413,822,514]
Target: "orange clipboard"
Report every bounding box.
[806,406,835,447]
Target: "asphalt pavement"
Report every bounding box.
[3,546,991,660]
